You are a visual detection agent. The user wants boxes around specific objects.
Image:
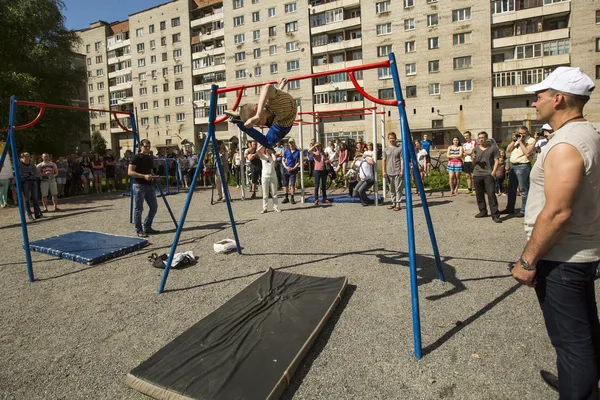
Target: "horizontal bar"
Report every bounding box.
[317,112,385,119]
[300,107,377,115]
[17,100,132,115]
[216,60,391,94]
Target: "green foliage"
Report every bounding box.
[91,130,107,155]
[0,0,88,155]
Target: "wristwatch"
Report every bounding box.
[519,257,536,271]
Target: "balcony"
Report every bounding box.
[194,80,226,92]
[492,28,569,48]
[314,100,365,112]
[194,29,225,43]
[313,59,363,74]
[192,46,225,59]
[492,1,571,25]
[311,17,361,35]
[109,81,133,91]
[107,39,130,52]
[493,85,531,97]
[108,68,132,79]
[107,53,131,65]
[314,80,363,93]
[191,10,224,29]
[492,53,570,72]
[192,63,226,76]
[310,0,360,14]
[312,38,362,55]
[499,107,537,122]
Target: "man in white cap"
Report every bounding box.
[511,66,600,398]
[534,124,552,153]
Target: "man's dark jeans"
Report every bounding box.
[313,169,327,201]
[507,163,531,214]
[353,179,373,205]
[535,259,600,400]
[474,174,498,216]
[133,183,158,234]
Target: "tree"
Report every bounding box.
[91,130,107,156]
[0,0,88,156]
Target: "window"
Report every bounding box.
[286,41,299,52]
[596,65,600,79]
[269,45,277,55]
[269,26,277,37]
[173,81,183,90]
[149,24,155,34]
[288,80,300,90]
[376,23,392,37]
[137,58,146,67]
[429,83,440,95]
[252,11,260,22]
[175,96,184,105]
[285,22,298,33]
[176,113,185,122]
[233,16,244,26]
[427,14,438,27]
[95,41,102,50]
[405,63,416,75]
[139,88,148,96]
[270,63,278,74]
[161,37,167,46]
[173,49,182,58]
[428,37,439,50]
[378,67,391,79]
[140,102,148,110]
[406,86,417,98]
[515,43,542,59]
[234,34,245,44]
[453,56,472,70]
[235,51,246,61]
[236,69,246,79]
[377,45,393,57]
[136,28,144,37]
[378,88,394,100]
[97,82,104,90]
[95,55,103,63]
[597,38,600,52]
[254,66,262,76]
[287,60,299,71]
[253,30,260,41]
[89,97,94,105]
[253,48,261,58]
[163,67,169,76]
[165,114,171,122]
[153,116,160,124]
[428,60,440,73]
[164,99,170,107]
[404,0,414,8]
[268,7,276,17]
[452,8,471,22]
[153,101,159,109]
[376,1,391,13]
[140,117,149,125]
[542,39,570,56]
[163,83,169,91]
[160,21,166,30]
[405,41,416,53]
[87,57,92,66]
[597,10,600,24]
[137,43,144,53]
[233,0,244,9]
[171,17,180,27]
[98,95,105,104]
[96,69,104,76]
[453,32,472,45]
[99,123,106,130]
[152,85,159,94]
[285,3,297,13]
[88,84,93,92]
[172,33,181,43]
[454,79,472,93]
[404,19,415,31]
[150,55,157,64]
[86,44,91,52]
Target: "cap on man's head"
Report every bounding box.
[288,139,295,144]
[525,67,595,96]
[541,123,553,132]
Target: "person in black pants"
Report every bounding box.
[128,139,160,238]
[471,131,502,223]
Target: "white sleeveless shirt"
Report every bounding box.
[524,121,600,263]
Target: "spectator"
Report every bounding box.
[273,141,285,189]
[308,142,330,205]
[282,139,300,204]
[187,150,198,187]
[202,153,214,188]
[446,137,464,196]
[37,153,60,212]
[495,150,508,196]
[337,142,349,188]
[80,154,92,194]
[414,141,427,190]
[232,147,242,188]
[420,134,436,175]
[306,138,316,178]
[0,153,14,208]
[213,141,229,202]
[91,153,103,194]
[462,131,477,195]
[128,139,160,237]
[356,136,366,152]
[55,156,68,198]
[382,132,403,211]
[325,141,339,180]
[257,146,281,213]
[353,151,375,206]
[501,126,536,218]
[104,149,117,192]
[177,152,190,189]
[246,141,261,199]
[19,152,43,221]
[472,132,502,223]
[534,124,551,153]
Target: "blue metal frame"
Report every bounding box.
[154,158,181,195]
[128,110,139,224]
[158,84,241,294]
[389,53,445,360]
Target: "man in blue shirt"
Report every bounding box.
[282,139,300,204]
[420,134,436,175]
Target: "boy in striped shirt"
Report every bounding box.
[225,78,296,149]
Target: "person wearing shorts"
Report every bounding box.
[55,156,68,197]
[103,149,117,192]
[282,139,300,204]
[37,153,60,211]
[462,131,477,194]
[91,153,103,194]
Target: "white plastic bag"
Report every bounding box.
[214,239,237,254]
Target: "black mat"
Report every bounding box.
[126,269,348,400]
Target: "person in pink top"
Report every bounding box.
[308,142,330,205]
[336,143,349,188]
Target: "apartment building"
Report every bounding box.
[76,0,600,153]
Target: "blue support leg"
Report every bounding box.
[128,111,138,224]
[155,181,178,228]
[165,160,170,195]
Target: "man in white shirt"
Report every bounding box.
[37,153,60,212]
[353,152,374,206]
[461,131,477,194]
[501,125,536,217]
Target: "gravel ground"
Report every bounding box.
[0,186,582,399]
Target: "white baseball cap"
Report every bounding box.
[541,124,553,131]
[525,67,595,96]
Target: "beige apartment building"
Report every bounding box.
[76,0,600,155]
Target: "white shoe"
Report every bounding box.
[274,208,282,213]
[260,209,267,214]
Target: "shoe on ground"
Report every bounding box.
[250,192,257,199]
[499,209,514,215]
[274,208,282,213]
[290,197,296,204]
[260,209,267,214]
[492,216,502,223]
[314,200,319,205]
[144,227,161,235]
[393,206,401,211]
[282,197,289,204]
[514,212,524,218]
[466,189,472,194]
[217,196,223,202]
[27,215,35,222]
[475,211,488,218]
[322,199,331,204]
[137,232,149,238]
[224,109,243,123]
[540,370,559,392]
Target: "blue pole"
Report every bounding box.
[154,180,178,228]
[389,53,422,360]
[164,158,170,195]
[128,111,138,224]
[7,97,35,282]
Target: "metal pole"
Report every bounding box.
[298,105,305,203]
[154,181,178,228]
[238,127,246,200]
[372,103,379,206]
[7,97,35,282]
[128,111,137,224]
[381,107,387,200]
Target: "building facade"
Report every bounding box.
[76,0,599,155]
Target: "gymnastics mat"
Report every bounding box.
[305,193,384,203]
[29,230,148,265]
[126,268,348,400]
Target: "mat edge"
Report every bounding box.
[125,373,198,400]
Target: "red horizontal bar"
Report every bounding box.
[216,60,391,94]
[17,100,132,116]
[317,112,385,119]
[301,107,377,115]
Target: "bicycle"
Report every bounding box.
[326,166,345,190]
[429,151,447,174]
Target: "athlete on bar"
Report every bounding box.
[225,78,296,149]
